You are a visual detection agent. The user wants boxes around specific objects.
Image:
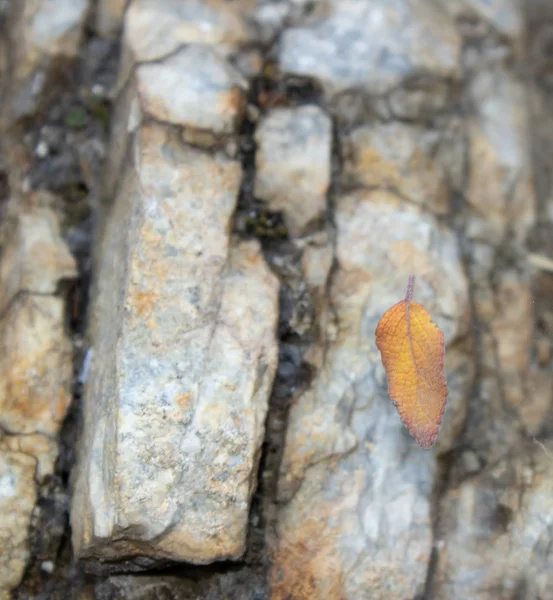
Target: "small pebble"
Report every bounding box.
[35,140,49,158]
[41,561,54,574]
[91,83,105,97]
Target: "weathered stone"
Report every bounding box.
[120,0,256,88]
[446,0,524,47]
[279,0,461,99]
[72,123,279,567]
[0,203,76,436]
[136,45,248,136]
[96,0,126,38]
[0,203,77,314]
[106,44,247,201]
[5,0,89,119]
[0,450,38,598]
[273,190,469,599]
[434,450,553,600]
[254,106,331,236]
[0,433,58,482]
[342,122,449,213]
[466,68,534,244]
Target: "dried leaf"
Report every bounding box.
[375,275,447,449]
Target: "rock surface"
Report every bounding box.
[446,0,524,47]
[0,451,37,599]
[466,67,535,244]
[279,0,461,99]
[4,0,89,120]
[135,45,248,137]
[119,0,256,89]
[342,122,450,214]
[71,123,279,566]
[254,106,332,236]
[0,202,76,436]
[95,0,126,38]
[0,198,76,598]
[272,191,469,599]
[2,0,553,597]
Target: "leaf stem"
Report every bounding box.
[406,274,416,303]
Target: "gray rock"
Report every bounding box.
[0,203,77,313]
[254,106,332,236]
[71,123,279,566]
[120,0,255,89]
[136,45,248,136]
[279,0,461,99]
[446,0,524,48]
[273,190,469,599]
[434,451,552,600]
[105,44,248,201]
[342,122,450,213]
[0,450,38,599]
[5,0,89,119]
[466,67,534,244]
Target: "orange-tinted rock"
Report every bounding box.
[71,123,279,567]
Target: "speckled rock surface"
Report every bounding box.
[0,451,38,599]
[342,122,450,214]
[4,0,89,120]
[445,0,524,47]
[71,123,279,566]
[119,0,256,88]
[0,198,76,598]
[106,40,249,201]
[272,191,470,599]
[466,67,534,244]
[0,202,76,436]
[2,0,553,597]
[135,45,248,136]
[279,0,461,99]
[254,106,332,236]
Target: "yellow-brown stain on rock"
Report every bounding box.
[271,515,346,600]
[355,144,401,189]
[132,290,160,320]
[175,392,192,413]
[216,86,246,125]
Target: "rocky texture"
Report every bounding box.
[3,0,89,120]
[2,0,553,598]
[71,6,280,566]
[342,122,450,214]
[71,121,279,566]
[119,0,256,90]
[273,191,470,599]
[135,45,248,137]
[0,197,76,598]
[95,0,126,38]
[279,0,461,106]
[0,201,76,436]
[429,48,551,600]
[93,570,267,599]
[269,1,553,599]
[446,0,524,47]
[254,106,332,236]
[0,451,37,600]
[106,42,248,200]
[465,67,534,244]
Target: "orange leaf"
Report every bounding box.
[375,275,447,449]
